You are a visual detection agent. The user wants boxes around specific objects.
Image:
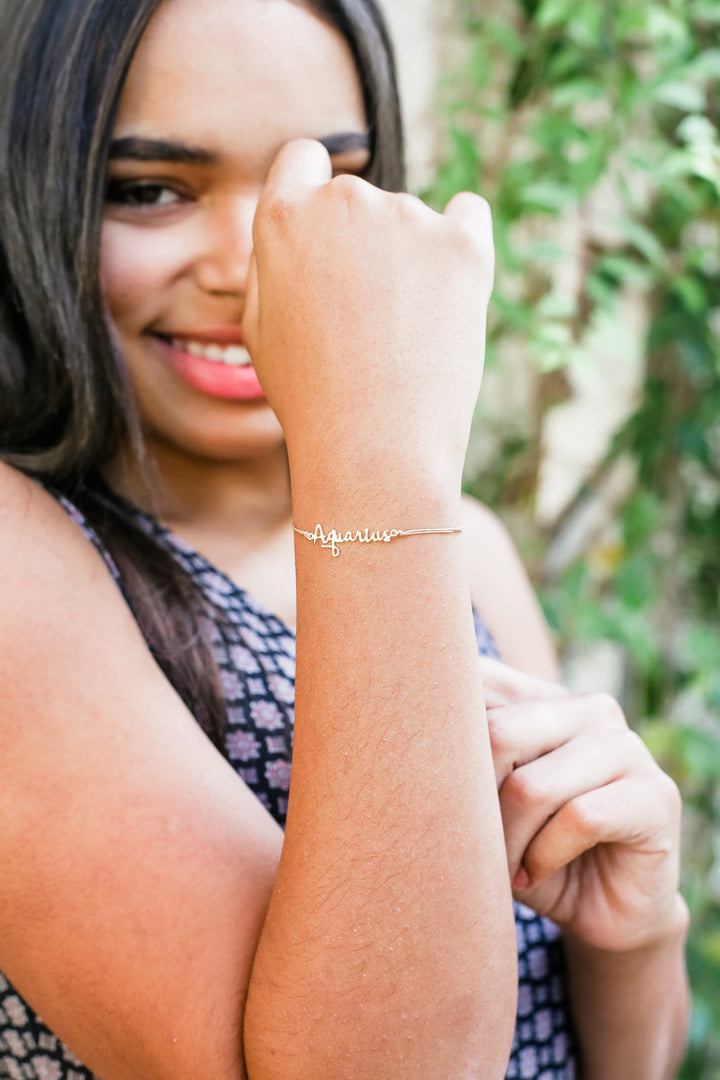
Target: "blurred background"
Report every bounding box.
[381,0,720,1074]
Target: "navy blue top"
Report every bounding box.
[0,493,577,1079]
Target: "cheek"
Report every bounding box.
[99,221,190,331]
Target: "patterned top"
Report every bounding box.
[0,493,578,1080]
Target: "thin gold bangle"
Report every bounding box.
[292,523,462,557]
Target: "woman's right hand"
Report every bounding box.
[238,148,518,1080]
[242,139,494,496]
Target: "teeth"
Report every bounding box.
[174,339,251,366]
[223,345,252,366]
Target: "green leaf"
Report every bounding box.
[622,491,663,545]
[551,79,603,108]
[520,181,578,212]
[680,624,720,674]
[621,219,667,269]
[687,48,720,80]
[645,6,691,47]
[535,0,576,29]
[595,253,652,287]
[677,114,718,146]
[672,275,709,314]
[691,0,720,24]
[653,80,707,112]
[536,292,578,319]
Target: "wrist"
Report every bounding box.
[287,452,463,533]
[564,892,690,967]
[563,895,690,1080]
[287,431,463,492]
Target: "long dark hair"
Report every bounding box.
[0,0,406,747]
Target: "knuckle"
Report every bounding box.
[465,191,491,215]
[588,692,628,731]
[486,712,507,752]
[624,729,650,760]
[502,767,542,811]
[258,192,295,230]
[452,190,492,220]
[621,729,668,781]
[449,192,493,240]
[447,219,486,260]
[659,769,683,814]
[525,846,553,882]
[487,728,515,783]
[328,172,367,207]
[564,796,600,836]
[395,191,428,221]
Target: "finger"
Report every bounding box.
[500,730,647,880]
[488,699,580,788]
[254,138,333,237]
[487,691,629,787]
[443,191,495,293]
[479,655,570,709]
[519,772,682,889]
[443,190,493,239]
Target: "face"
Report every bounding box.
[101,0,370,464]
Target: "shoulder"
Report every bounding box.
[0,462,118,611]
[0,461,82,576]
[460,494,560,681]
[0,461,282,1079]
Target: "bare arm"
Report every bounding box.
[242,142,517,1079]
[0,143,517,1080]
[0,465,283,1080]
[461,496,559,680]
[564,907,689,1080]
[464,501,690,1080]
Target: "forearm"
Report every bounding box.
[244,482,517,1080]
[565,894,690,1080]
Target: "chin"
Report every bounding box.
[144,405,287,464]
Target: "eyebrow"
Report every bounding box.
[108,132,371,165]
[108,137,216,166]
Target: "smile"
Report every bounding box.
[169,338,252,367]
[154,334,266,400]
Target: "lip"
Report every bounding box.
[162,327,247,345]
[152,333,266,401]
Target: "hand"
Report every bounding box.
[480,657,683,953]
[242,139,494,496]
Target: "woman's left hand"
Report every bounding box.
[480,657,684,953]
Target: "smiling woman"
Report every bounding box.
[99,0,374,463]
[0,0,689,1078]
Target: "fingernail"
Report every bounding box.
[512,867,530,890]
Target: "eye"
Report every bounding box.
[105,180,185,208]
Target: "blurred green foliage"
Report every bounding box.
[427,0,720,1073]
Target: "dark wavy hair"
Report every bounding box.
[0,0,405,747]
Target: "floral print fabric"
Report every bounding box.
[0,494,577,1079]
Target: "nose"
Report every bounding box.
[194,191,258,296]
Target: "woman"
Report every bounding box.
[0,0,689,1077]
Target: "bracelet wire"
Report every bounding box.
[292,522,462,557]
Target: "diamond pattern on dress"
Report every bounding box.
[0,495,577,1079]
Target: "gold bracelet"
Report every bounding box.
[292,522,462,557]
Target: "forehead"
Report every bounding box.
[114,0,366,164]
